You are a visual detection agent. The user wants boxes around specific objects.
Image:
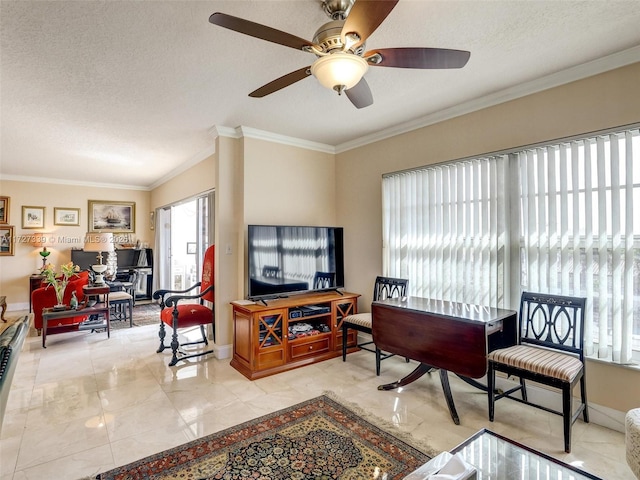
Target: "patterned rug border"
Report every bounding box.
[90,391,440,480]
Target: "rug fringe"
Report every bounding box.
[321,390,440,458]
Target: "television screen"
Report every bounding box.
[247,225,344,299]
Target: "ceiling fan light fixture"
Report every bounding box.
[310,53,368,94]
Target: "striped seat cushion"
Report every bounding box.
[343,313,372,329]
[488,345,583,382]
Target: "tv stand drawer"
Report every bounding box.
[289,336,330,360]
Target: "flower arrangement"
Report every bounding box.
[41,262,80,307]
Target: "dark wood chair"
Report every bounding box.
[153,245,215,366]
[487,291,588,453]
[312,271,335,289]
[342,276,409,375]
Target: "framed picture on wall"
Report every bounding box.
[0,225,14,256]
[0,196,9,224]
[22,206,45,229]
[54,207,80,226]
[88,200,135,233]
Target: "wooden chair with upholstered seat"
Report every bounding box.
[152,245,215,366]
[487,291,588,453]
[342,276,409,375]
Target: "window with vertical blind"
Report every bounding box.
[382,154,509,308]
[382,126,640,365]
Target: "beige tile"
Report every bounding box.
[15,415,110,470]
[14,444,114,480]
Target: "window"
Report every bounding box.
[382,126,640,364]
[382,155,509,308]
[517,129,640,363]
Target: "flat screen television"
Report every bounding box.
[247,225,345,299]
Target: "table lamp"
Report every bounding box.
[30,233,50,271]
[84,232,114,285]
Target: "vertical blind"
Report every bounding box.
[517,129,640,363]
[382,155,508,308]
[382,126,640,364]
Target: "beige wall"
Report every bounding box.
[336,62,640,413]
[243,137,336,227]
[0,180,151,309]
[150,154,216,210]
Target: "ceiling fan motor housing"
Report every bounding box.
[312,20,364,56]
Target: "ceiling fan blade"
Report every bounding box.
[345,77,373,109]
[342,0,399,50]
[365,48,471,69]
[249,66,312,98]
[209,12,314,51]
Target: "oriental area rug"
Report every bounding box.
[95,393,437,480]
[110,303,161,330]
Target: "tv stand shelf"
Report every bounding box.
[231,291,360,380]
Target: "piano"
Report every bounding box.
[371,296,517,424]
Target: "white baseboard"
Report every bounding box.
[215,343,233,359]
[7,302,29,312]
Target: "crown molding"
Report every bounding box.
[238,126,335,154]
[335,46,640,153]
[0,174,152,191]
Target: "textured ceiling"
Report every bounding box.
[1,0,640,189]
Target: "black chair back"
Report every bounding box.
[262,265,280,278]
[519,292,587,360]
[313,271,335,289]
[373,276,408,302]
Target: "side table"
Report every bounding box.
[41,285,110,348]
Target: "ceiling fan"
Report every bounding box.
[209,0,470,109]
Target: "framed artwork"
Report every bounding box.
[54,207,80,226]
[0,225,14,256]
[88,200,135,233]
[187,242,196,254]
[22,206,45,229]
[0,196,9,224]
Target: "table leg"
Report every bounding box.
[0,299,6,323]
[439,369,460,425]
[378,363,461,425]
[42,317,47,348]
[377,363,435,390]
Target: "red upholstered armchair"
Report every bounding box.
[31,270,90,334]
[153,244,215,366]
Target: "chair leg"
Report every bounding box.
[487,362,496,422]
[157,321,167,353]
[342,323,348,361]
[520,377,528,402]
[375,347,381,376]
[562,384,572,453]
[200,325,208,345]
[169,326,180,367]
[580,375,589,423]
[128,299,133,328]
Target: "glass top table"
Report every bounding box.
[405,429,602,479]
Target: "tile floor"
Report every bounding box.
[0,315,634,480]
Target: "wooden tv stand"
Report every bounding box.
[230,291,360,380]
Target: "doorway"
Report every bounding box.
[156,191,214,298]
